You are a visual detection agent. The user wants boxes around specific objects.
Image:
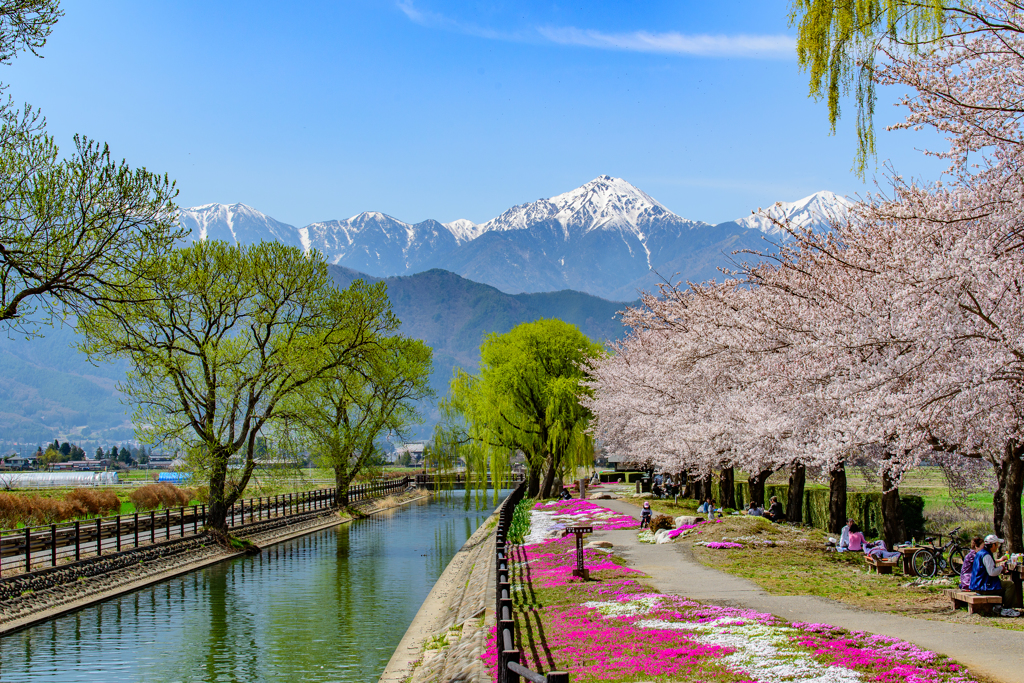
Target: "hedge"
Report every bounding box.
[708,479,925,539]
[600,471,645,483]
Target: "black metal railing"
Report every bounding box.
[494,481,568,683]
[0,476,411,576]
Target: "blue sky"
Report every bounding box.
[5,0,945,227]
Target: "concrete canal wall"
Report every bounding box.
[379,507,499,683]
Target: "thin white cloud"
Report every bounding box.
[397,1,794,60]
[538,26,795,59]
[397,1,523,42]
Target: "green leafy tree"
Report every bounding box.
[95,446,103,459]
[79,240,398,534]
[288,333,433,506]
[0,3,182,336]
[59,441,70,457]
[789,0,945,174]
[39,444,60,469]
[436,319,604,500]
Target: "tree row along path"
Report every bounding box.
[593,498,1024,683]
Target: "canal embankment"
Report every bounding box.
[378,504,500,683]
[0,487,429,636]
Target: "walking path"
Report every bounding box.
[591,498,1024,683]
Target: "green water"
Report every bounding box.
[0,492,498,682]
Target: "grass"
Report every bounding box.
[619,496,1022,632]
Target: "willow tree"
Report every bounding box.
[436,319,604,500]
[288,333,433,507]
[79,241,395,535]
[789,0,946,174]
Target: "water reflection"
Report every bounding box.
[0,491,500,683]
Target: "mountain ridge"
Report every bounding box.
[177,177,848,299]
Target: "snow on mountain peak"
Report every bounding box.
[734,190,852,235]
[479,175,694,239]
[443,218,484,243]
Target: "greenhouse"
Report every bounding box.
[0,472,120,488]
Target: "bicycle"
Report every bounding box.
[911,526,967,578]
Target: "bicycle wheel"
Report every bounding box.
[912,549,937,578]
[948,547,967,575]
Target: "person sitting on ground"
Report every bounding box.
[590,471,600,485]
[746,500,764,517]
[959,536,984,591]
[846,522,865,552]
[764,496,785,522]
[837,517,855,552]
[697,497,716,514]
[640,501,653,529]
[558,487,573,501]
[969,534,1020,617]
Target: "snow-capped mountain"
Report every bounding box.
[179,178,838,299]
[178,203,304,249]
[733,190,852,236]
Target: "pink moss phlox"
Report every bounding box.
[705,541,743,549]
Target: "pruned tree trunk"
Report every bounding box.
[748,469,772,507]
[719,467,736,509]
[787,462,805,524]
[539,455,558,499]
[207,463,229,532]
[828,461,847,534]
[334,463,350,507]
[880,464,906,548]
[527,466,541,498]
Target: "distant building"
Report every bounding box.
[393,442,425,466]
[1,454,37,470]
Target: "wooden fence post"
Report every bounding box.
[51,524,57,567]
[180,507,185,537]
[150,511,155,543]
[24,526,31,572]
[134,512,139,547]
[116,515,121,552]
[75,520,81,561]
[96,518,102,555]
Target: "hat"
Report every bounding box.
[983,534,1005,545]
[643,501,651,508]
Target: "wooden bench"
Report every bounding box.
[942,588,1002,615]
[864,555,900,574]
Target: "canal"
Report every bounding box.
[0,491,501,683]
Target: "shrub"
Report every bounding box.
[131,483,194,511]
[651,514,674,532]
[0,492,25,528]
[64,488,121,516]
[24,496,75,525]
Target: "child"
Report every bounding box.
[640,501,653,529]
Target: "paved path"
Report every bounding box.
[590,498,1024,683]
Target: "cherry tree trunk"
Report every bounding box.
[334,465,350,507]
[747,469,772,507]
[997,440,1024,552]
[787,462,805,524]
[681,472,695,499]
[719,467,736,509]
[828,462,847,534]
[880,466,906,548]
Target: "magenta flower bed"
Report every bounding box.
[705,541,744,549]
[488,501,977,683]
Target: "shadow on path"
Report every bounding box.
[589,497,1024,683]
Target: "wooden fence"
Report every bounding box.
[0,477,410,576]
